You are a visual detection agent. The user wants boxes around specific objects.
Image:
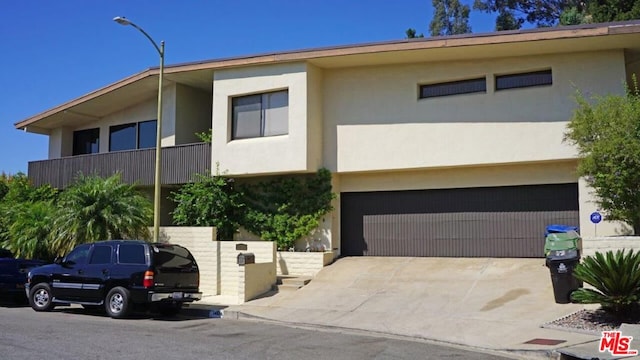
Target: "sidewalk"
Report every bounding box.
[185,257,618,359]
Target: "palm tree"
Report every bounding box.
[50,174,153,255]
[1,201,56,260]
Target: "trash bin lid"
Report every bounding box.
[545,224,579,236]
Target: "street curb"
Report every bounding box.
[217,308,555,360]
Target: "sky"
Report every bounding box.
[0,0,500,175]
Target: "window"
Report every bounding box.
[118,244,146,264]
[495,70,552,91]
[89,245,112,264]
[73,128,100,156]
[109,120,157,151]
[419,78,486,99]
[232,90,288,139]
[64,244,91,266]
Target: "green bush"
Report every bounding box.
[170,173,244,240]
[171,168,335,249]
[571,249,640,317]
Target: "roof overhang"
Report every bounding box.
[15,21,640,133]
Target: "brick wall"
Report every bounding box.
[582,236,640,257]
[157,227,277,302]
[276,251,334,276]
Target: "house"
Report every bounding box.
[14,21,640,258]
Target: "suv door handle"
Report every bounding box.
[102,269,109,275]
[77,270,84,275]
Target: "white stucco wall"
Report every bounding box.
[211,62,313,175]
[322,50,626,173]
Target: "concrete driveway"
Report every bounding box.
[224,257,598,358]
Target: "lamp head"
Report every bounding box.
[113,16,131,26]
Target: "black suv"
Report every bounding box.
[26,240,202,318]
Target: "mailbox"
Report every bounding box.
[237,252,255,265]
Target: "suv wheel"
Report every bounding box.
[29,283,55,312]
[105,287,131,319]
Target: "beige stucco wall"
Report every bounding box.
[338,161,578,193]
[240,262,276,302]
[306,64,323,172]
[47,84,178,159]
[175,84,212,145]
[322,50,626,173]
[48,127,73,158]
[212,62,314,175]
[578,178,634,237]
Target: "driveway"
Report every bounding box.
[224,257,597,356]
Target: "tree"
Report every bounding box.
[587,0,640,23]
[495,9,525,30]
[474,0,640,29]
[1,201,57,260]
[473,0,586,28]
[430,0,472,36]
[50,174,152,255]
[564,82,640,234]
[405,28,425,38]
[0,173,58,257]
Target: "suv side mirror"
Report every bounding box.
[54,257,63,265]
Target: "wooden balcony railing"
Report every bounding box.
[28,142,212,188]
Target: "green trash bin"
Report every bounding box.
[544,230,582,304]
[544,231,581,257]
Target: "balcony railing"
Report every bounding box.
[28,142,212,188]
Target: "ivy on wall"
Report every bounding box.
[170,168,335,249]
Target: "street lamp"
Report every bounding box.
[113,16,164,243]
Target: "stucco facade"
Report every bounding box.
[16,22,640,257]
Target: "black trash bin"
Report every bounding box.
[546,253,581,303]
[544,227,582,304]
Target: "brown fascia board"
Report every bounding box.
[14,21,640,130]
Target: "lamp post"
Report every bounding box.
[113,16,164,243]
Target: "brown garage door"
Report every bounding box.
[340,183,579,258]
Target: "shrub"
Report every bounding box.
[571,249,640,317]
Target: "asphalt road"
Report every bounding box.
[0,302,517,360]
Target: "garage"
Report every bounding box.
[340,183,579,258]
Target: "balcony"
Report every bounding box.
[28,142,211,188]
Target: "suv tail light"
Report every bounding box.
[143,270,154,288]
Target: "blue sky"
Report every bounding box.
[0,0,499,174]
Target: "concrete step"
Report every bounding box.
[273,276,312,292]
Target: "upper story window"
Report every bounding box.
[232,90,288,140]
[73,128,100,156]
[419,77,486,99]
[109,120,157,152]
[495,70,552,91]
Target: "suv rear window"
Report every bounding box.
[118,244,147,264]
[153,245,196,269]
